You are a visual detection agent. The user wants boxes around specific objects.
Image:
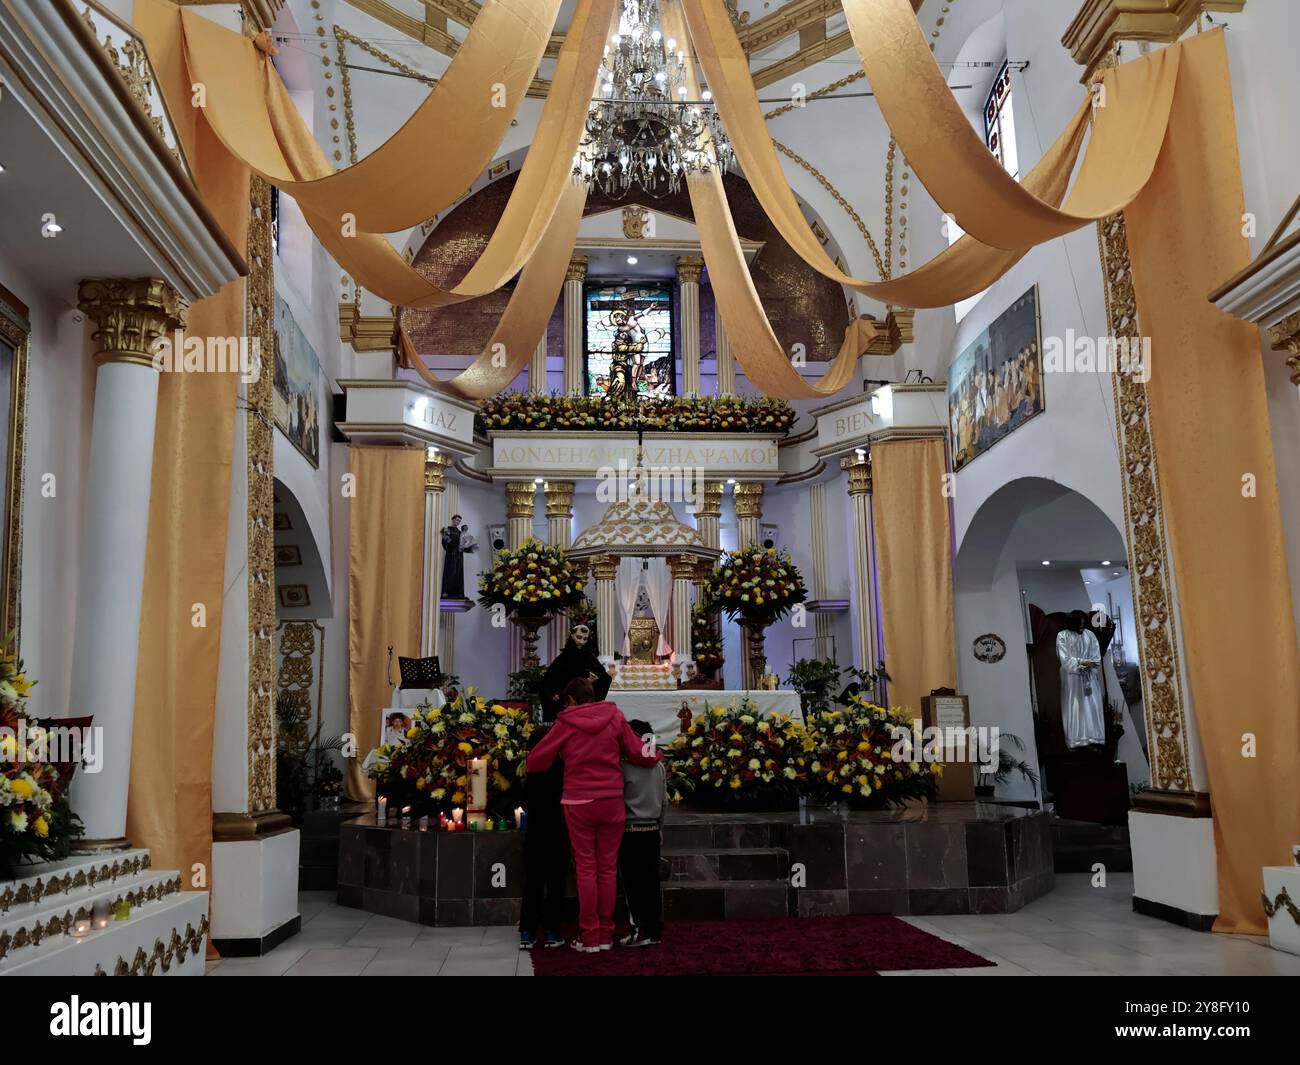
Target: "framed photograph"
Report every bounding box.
[948,286,1044,471]
[273,294,323,468]
[583,282,675,401]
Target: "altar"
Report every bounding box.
[611,688,802,741]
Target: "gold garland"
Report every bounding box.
[0,853,150,914]
[93,916,210,976]
[1262,885,1300,926]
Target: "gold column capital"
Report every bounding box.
[77,278,187,369]
[1062,0,1245,81]
[505,480,537,519]
[669,553,699,581]
[696,480,725,519]
[566,255,589,283]
[424,451,452,492]
[1267,310,1300,386]
[732,481,765,519]
[840,452,873,495]
[693,559,715,586]
[589,553,619,582]
[543,480,576,518]
[675,256,705,285]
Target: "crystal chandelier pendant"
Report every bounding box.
[572,0,733,199]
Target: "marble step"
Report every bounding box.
[661,879,793,921]
[1,889,209,976]
[0,849,153,922]
[663,847,791,882]
[0,868,186,969]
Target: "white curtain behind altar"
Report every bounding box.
[643,557,672,657]
[616,557,642,657]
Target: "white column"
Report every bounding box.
[563,256,587,395]
[529,335,548,394]
[715,314,736,396]
[544,480,575,660]
[695,480,723,550]
[669,554,696,666]
[590,555,619,668]
[505,481,537,672]
[809,482,834,661]
[67,278,184,846]
[421,451,451,658]
[841,453,878,675]
[677,256,704,396]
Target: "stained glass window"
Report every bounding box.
[985,60,1019,179]
[584,283,675,401]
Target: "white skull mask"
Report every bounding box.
[571,624,591,648]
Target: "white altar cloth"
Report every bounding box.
[607,689,803,742]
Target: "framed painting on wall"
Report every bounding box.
[273,294,323,468]
[948,286,1044,471]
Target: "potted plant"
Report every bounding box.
[785,658,844,723]
[975,733,1040,798]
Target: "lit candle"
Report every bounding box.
[418,816,429,832]
[452,807,464,825]
[377,796,388,823]
[92,900,111,929]
[514,806,524,830]
[73,914,92,938]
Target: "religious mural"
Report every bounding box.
[584,283,675,402]
[274,294,323,468]
[948,286,1044,471]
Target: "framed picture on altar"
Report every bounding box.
[583,282,675,401]
[947,286,1043,471]
[920,688,976,802]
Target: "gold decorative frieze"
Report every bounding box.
[338,300,397,353]
[866,308,915,356]
[92,915,210,976]
[1063,0,1246,81]
[77,278,186,369]
[246,176,277,814]
[1097,212,1191,792]
[1267,311,1300,386]
[732,481,765,520]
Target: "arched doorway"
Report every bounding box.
[954,478,1149,832]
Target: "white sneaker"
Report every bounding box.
[570,941,601,954]
[598,943,612,952]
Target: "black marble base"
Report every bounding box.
[337,802,1056,926]
[212,914,302,958]
[1132,894,1216,931]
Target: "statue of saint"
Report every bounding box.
[440,514,476,600]
[538,623,611,721]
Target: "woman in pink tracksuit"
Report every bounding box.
[526,677,660,952]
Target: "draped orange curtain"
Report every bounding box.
[127,1,246,887]
[346,447,426,801]
[1124,33,1300,935]
[869,439,957,718]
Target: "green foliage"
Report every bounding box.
[785,658,844,719]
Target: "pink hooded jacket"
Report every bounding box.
[526,700,660,802]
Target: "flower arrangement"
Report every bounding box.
[804,696,942,809]
[666,699,810,810]
[0,651,83,872]
[708,545,807,626]
[690,603,723,676]
[366,689,532,816]
[477,537,587,619]
[476,393,796,435]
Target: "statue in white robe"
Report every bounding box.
[1056,618,1107,749]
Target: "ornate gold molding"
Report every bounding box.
[246,175,277,815]
[78,278,186,369]
[505,480,537,520]
[1097,212,1191,792]
[675,256,705,285]
[425,450,452,492]
[543,480,576,518]
[589,553,618,582]
[697,480,725,520]
[0,292,28,651]
[622,205,651,239]
[840,452,872,495]
[179,0,285,33]
[338,300,397,353]
[865,308,915,355]
[566,255,589,283]
[92,915,209,976]
[1063,0,1246,81]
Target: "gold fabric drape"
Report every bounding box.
[869,440,957,718]
[127,1,245,886]
[173,0,561,233]
[346,447,426,801]
[1124,32,1300,935]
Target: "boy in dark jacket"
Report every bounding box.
[618,718,666,946]
[518,724,568,950]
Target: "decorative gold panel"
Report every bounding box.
[1063,0,1246,81]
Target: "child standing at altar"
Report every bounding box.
[526,678,660,953]
[619,719,666,947]
[518,724,569,951]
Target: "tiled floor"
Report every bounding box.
[204,875,1300,976]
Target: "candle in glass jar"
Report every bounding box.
[73,914,92,937]
[377,796,388,822]
[514,806,524,830]
[468,758,488,811]
[452,807,464,824]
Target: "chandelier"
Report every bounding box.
[572,0,733,198]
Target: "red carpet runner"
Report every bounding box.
[530,915,992,976]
